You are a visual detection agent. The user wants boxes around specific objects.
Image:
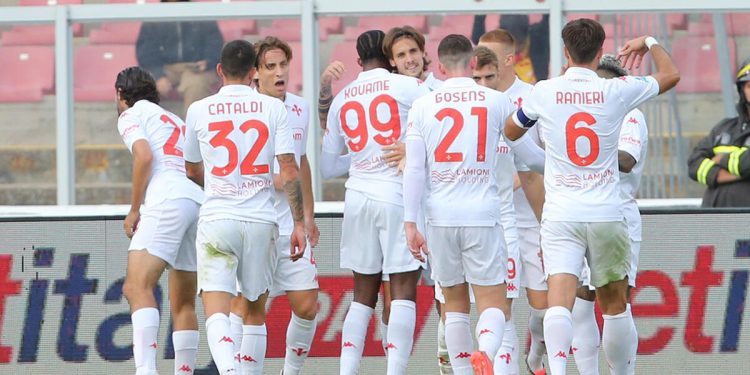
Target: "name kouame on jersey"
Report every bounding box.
[406,77,516,226]
[273,93,309,236]
[117,99,203,206]
[322,68,430,206]
[619,108,648,240]
[184,85,294,224]
[513,68,659,222]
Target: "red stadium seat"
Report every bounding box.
[1,24,83,46]
[217,19,257,41]
[89,22,142,45]
[344,15,428,40]
[74,45,138,101]
[673,36,736,93]
[287,41,303,94]
[329,41,361,96]
[0,46,54,102]
[259,19,329,42]
[691,14,750,37]
[728,14,750,36]
[320,17,343,34]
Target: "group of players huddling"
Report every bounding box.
[116,17,679,375]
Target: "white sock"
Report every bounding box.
[205,313,237,374]
[240,324,266,375]
[526,307,546,372]
[132,307,159,375]
[494,318,519,375]
[544,306,573,375]
[173,330,199,375]
[602,305,637,375]
[572,298,600,375]
[437,318,453,374]
[476,307,506,359]
[626,304,637,375]
[386,300,416,374]
[340,302,373,375]
[229,312,243,359]
[445,312,474,375]
[283,313,316,375]
[380,319,389,355]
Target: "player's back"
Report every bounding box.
[526,68,658,221]
[326,68,429,206]
[410,77,515,226]
[118,100,203,206]
[185,85,290,224]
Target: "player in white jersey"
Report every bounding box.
[183,40,307,375]
[569,55,651,375]
[250,36,320,375]
[321,30,430,375]
[116,66,204,375]
[503,19,679,375]
[383,25,443,91]
[404,34,516,375]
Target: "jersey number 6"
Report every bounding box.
[340,94,400,152]
[208,120,270,176]
[566,112,599,167]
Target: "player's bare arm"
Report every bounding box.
[300,155,320,247]
[278,152,307,260]
[185,161,205,188]
[518,171,545,223]
[618,150,637,173]
[503,115,528,142]
[618,35,680,93]
[318,61,345,130]
[125,139,153,238]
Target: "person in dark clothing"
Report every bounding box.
[688,57,750,207]
[136,0,223,114]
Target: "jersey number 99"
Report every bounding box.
[340,94,400,152]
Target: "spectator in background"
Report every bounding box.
[688,57,750,207]
[471,14,549,82]
[136,0,223,115]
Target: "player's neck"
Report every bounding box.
[567,61,598,72]
[258,85,285,101]
[223,79,251,86]
[497,73,516,92]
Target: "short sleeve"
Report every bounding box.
[615,76,660,110]
[322,98,344,154]
[618,109,648,163]
[183,103,202,163]
[273,100,295,156]
[117,111,147,153]
[511,85,541,128]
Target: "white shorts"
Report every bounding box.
[629,240,640,287]
[196,219,278,302]
[269,235,319,297]
[426,224,506,287]
[518,225,547,291]
[506,234,521,298]
[129,198,199,272]
[340,189,421,275]
[540,220,630,288]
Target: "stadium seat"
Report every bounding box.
[259,19,329,42]
[344,15,428,40]
[74,45,138,101]
[423,40,446,81]
[728,13,750,36]
[89,22,142,45]
[320,17,343,34]
[1,24,83,46]
[690,14,750,37]
[287,41,303,94]
[217,19,257,41]
[329,41,360,96]
[673,36,736,93]
[0,46,54,102]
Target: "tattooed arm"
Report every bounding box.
[319,61,345,130]
[277,152,307,260]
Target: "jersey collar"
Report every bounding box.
[564,67,598,77]
[218,84,255,94]
[442,77,478,87]
[357,68,390,80]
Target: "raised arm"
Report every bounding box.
[318,61,345,130]
[618,35,680,94]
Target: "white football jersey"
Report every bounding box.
[272,93,309,236]
[619,108,648,240]
[513,67,659,222]
[117,99,203,206]
[406,77,516,226]
[184,85,294,224]
[323,68,430,206]
[423,72,443,92]
[503,77,538,229]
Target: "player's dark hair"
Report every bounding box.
[474,46,499,70]
[383,26,431,72]
[356,30,389,67]
[561,18,605,65]
[597,54,628,78]
[220,39,256,79]
[115,66,159,107]
[254,36,293,69]
[438,34,474,69]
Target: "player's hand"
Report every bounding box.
[305,218,320,248]
[124,209,140,239]
[405,222,428,262]
[194,60,208,72]
[618,35,649,70]
[712,153,726,163]
[321,61,345,87]
[382,140,406,169]
[290,223,307,261]
[156,77,172,96]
